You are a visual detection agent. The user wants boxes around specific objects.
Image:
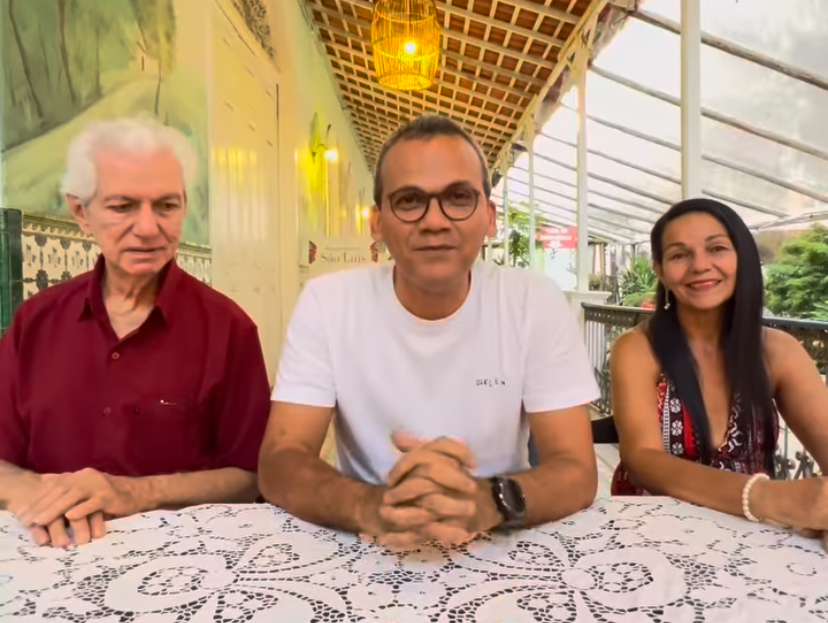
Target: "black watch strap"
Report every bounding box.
[489,476,527,530]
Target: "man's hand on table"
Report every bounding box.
[358,433,502,552]
[9,468,152,547]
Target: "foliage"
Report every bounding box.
[2,0,176,150]
[765,224,828,320]
[495,203,543,268]
[618,257,658,307]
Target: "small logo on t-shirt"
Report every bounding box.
[476,378,506,387]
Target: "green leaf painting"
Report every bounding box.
[1,0,209,244]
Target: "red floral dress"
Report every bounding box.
[611,375,778,495]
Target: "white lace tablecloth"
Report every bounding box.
[2,497,827,622]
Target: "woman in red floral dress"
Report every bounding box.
[609,199,828,536]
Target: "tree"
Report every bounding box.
[129,0,176,115]
[765,224,828,320]
[8,0,44,119]
[56,0,78,105]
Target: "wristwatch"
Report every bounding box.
[489,476,527,530]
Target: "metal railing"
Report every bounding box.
[583,303,828,480]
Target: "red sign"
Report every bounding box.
[537,226,577,250]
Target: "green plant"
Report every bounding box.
[588,274,602,291]
[765,224,828,319]
[618,257,658,307]
[495,202,543,268]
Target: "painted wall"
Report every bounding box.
[267,0,375,317]
[1,0,210,245]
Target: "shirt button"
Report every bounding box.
[103,407,112,416]
[111,352,120,360]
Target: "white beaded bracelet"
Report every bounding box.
[742,473,770,522]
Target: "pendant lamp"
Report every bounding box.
[371,0,441,91]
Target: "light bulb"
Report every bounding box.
[403,41,417,55]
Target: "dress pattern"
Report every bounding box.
[612,376,778,495]
[1,498,826,622]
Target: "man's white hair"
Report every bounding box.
[60,116,198,203]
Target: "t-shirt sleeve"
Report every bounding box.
[522,277,600,414]
[271,279,336,407]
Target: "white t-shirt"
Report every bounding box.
[272,262,599,485]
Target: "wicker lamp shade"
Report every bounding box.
[371,0,441,91]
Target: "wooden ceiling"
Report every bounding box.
[304,0,614,171]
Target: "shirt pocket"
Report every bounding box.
[126,397,212,475]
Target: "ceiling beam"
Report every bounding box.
[633,9,828,93]
[331,61,519,126]
[338,83,506,143]
[560,103,828,206]
[491,0,611,172]
[512,163,665,217]
[485,0,579,25]
[592,65,828,163]
[506,179,656,227]
[542,132,786,217]
[344,0,564,66]
[332,61,519,125]
[317,20,545,86]
[312,11,533,98]
[348,103,501,150]
[438,1,566,49]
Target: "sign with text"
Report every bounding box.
[537,226,577,250]
[308,237,379,278]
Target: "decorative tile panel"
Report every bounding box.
[21,214,212,300]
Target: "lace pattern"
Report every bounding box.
[1,499,824,622]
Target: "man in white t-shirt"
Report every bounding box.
[259,116,599,550]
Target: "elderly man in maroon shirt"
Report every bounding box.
[0,117,271,547]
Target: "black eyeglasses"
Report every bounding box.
[386,184,482,223]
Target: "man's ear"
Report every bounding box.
[66,195,92,235]
[486,199,497,239]
[369,204,382,242]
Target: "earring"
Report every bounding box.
[664,290,671,310]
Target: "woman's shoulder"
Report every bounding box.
[762,327,810,377]
[763,326,804,359]
[612,325,660,373]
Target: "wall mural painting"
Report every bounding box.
[1,0,210,244]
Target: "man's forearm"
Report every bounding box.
[0,461,39,509]
[259,448,380,533]
[126,467,259,512]
[513,457,597,527]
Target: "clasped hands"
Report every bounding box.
[9,468,146,547]
[361,432,500,551]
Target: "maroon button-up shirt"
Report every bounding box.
[0,256,271,477]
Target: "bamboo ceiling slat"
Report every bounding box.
[304,0,606,169]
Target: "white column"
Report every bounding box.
[501,158,510,266]
[575,49,590,291]
[680,0,702,199]
[527,122,537,269]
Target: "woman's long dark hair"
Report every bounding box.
[649,198,776,474]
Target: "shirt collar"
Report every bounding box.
[80,255,182,324]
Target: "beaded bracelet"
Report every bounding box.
[742,473,770,522]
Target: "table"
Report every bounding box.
[2,497,827,622]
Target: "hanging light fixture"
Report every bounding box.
[371,0,441,91]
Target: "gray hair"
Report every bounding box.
[60,116,198,203]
